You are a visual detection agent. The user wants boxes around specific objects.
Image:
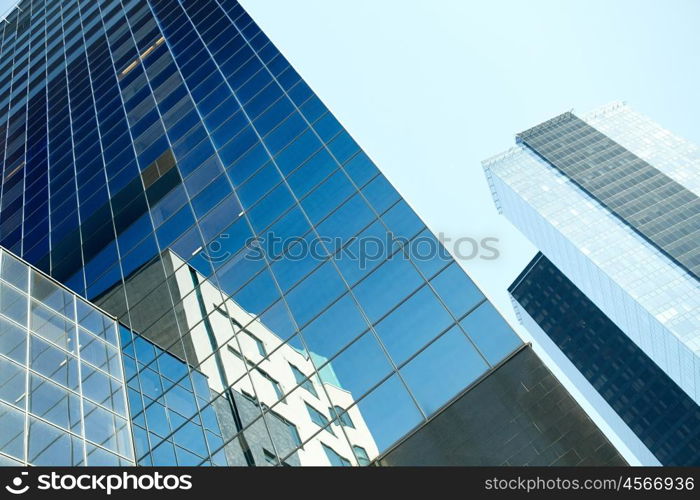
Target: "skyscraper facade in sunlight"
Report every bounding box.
[0,0,621,466]
[485,102,700,465]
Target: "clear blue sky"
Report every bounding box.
[0,1,16,19]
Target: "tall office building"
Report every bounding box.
[0,0,622,466]
[484,102,700,465]
[509,253,700,465]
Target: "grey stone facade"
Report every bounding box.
[376,346,626,466]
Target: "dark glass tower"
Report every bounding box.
[510,253,700,466]
[0,0,622,466]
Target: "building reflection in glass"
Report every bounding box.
[114,250,377,466]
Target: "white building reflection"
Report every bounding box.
[100,249,378,466]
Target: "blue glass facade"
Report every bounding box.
[510,253,700,466]
[0,0,526,465]
[120,324,230,466]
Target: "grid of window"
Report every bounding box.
[0,0,524,466]
[120,325,228,466]
[0,248,134,466]
[517,112,700,280]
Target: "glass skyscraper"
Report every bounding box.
[510,253,700,466]
[484,102,700,466]
[0,0,622,466]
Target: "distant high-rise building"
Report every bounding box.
[0,0,621,466]
[484,102,700,465]
[509,253,700,465]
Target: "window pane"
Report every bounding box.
[30,335,79,390]
[285,262,346,327]
[28,417,83,466]
[355,374,423,453]
[29,374,82,433]
[322,443,351,467]
[0,402,24,460]
[375,285,453,365]
[83,401,131,457]
[400,326,488,415]
[353,445,370,466]
[291,364,317,397]
[86,444,121,466]
[0,356,25,408]
[1,251,29,291]
[429,263,483,318]
[460,302,522,365]
[77,299,115,345]
[30,301,76,351]
[301,294,368,360]
[80,329,121,377]
[31,270,74,317]
[1,282,27,326]
[319,332,392,400]
[0,316,26,364]
[353,257,423,323]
